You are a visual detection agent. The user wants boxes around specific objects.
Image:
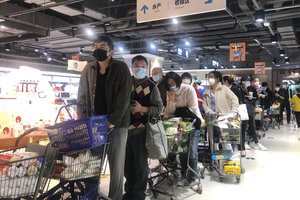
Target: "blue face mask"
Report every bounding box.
[133,67,147,79]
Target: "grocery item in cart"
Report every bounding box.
[223,161,241,175]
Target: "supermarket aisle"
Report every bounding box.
[97,124,300,200]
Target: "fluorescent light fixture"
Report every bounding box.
[285,58,290,64]
[172,18,178,24]
[62,53,66,60]
[271,34,278,44]
[47,57,52,62]
[233,63,236,68]
[279,49,285,57]
[221,64,224,69]
[4,43,11,51]
[177,48,182,55]
[185,41,190,46]
[0,25,6,29]
[43,52,47,56]
[263,21,270,26]
[0,19,5,22]
[204,66,207,69]
[119,47,124,52]
[255,10,265,22]
[285,56,288,59]
[180,66,183,70]
[150,44,156,49]
[35,49,39,52]
[86,29,94,36]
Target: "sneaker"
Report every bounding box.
[249,142,258,150]
[245,143,251,150]
[177,178,188,187]
[189,179,200,191]
[197,162,204,171]
[256,143,268,151]
[241,150,246,157]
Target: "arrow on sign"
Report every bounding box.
[205,0,213,4]
[141,5,149,14]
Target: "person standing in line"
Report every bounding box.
[151,67,167,107]
[77,36,132,200]
[279,82,292,124]
[289,88,300,128]
[124,55,164,200]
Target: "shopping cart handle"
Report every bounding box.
[14,127,40,150]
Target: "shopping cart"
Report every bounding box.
[40,104,111,200]
[0,127,57,200]
[205,112,244,183]
[269,103,281,130]
[148,117,202,200]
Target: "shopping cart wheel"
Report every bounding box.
[236,176,241,183]
[241,167,246,174]
[197,185,203,194]
[200,170,205,179]
[219,176,224,182]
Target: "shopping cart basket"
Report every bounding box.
[40,104,111,200]
[0,127,57,200]
[269,103,281,129]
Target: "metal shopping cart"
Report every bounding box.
[269,103,281,130]
[0,127,57,200]
[148,117,202,200]
[40,104,111,200]
[205,112,244,183]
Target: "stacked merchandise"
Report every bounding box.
[0,151,41,198]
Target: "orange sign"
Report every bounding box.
[254,62,266,75]
[230,42,246,62]
[72,53,79,61]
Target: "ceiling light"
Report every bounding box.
[280,49,285,57]
[221,64,224,69]
[255,10,265,22]
[43,49,48,56]
[185,41,190,46]
[0,19,5,22]
[270,34,278,44]
[62,53,66,60]
[215,43,220,50]
[0,25,6,29]
[285,55,288,59]
[285,58,290,64]
[204,66,207,69]
[35,49,39,52]
[47,57,52,62]
[180,66,183,70]
[79,47,84,54]
[233,63,236,68]
[263,21,270,26]
[119,47,124,52]
[86,29,94,36]
[195,56,199,61]
[272,58,277,65]
[4,43,11,51]
[150,44,156,49]
[104,22,111,26]
[172,18,178,24]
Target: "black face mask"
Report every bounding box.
[93,48,109,61]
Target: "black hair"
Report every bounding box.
[181,72,192,83]
[275,83,280,87]
[93,35,114,50]
[261,82,268,87]
[240,77,248,83]
[296,88,300,93]
[165,72,182,91]
[223,76,234,85]
[131,55,148,65]
[208,71,223,84]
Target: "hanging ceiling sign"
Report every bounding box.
[137,0,227,23]
[230,42,246,62]
[254,62,266,75]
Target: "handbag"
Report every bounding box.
[145,117,168,160]
[238,104,249,121]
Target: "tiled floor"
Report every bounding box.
[98,122,300,200]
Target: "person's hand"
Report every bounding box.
[108,121,114,129]
[275,93,279,97]
[131,101,147,113]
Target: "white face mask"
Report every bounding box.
[133,67,147,79]
[282,85,287,89]
[152,74,161,82]
[275,87,280,91]
[170,85,179,92]
[182,79,191,85]
[254,81,260,86]
[208,78,216,86]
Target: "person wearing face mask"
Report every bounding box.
[289,88,300,128]
[77,36,132,200]
[151,67,167,107]
[181,72,203,110]
[260,82,273,111]
[164,71,203,191]
[124,55,163,200]
[279,82,292,124]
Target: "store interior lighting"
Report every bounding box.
[270,34,278,44]
[263,21,270,26]
[47,57,52,62]
[62,53,66,60]
[180,66,183,70]
[79,47,84,54]
[272,58,277,65]
[195,56,199,61]
[4,43,11,51]
[86,28,94,36]
[232,63,236,68]
[0,18,5,22]
[35,49,39,52]
[185,41,190,46]
[255,10,265,22]
[285,55,288,59]
[118,47,124,52]
[285,58,290,64]
[0,25,6,29]
[221,64,224,69]
[172,18,178,24]
[215,43,220,50]
[280,49,285,57]
[150,44,156,49]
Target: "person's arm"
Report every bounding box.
[77,67,88,119]
[225,86,239,113]
[187,87,203,120]
[202,92,211,114]
[165,91,176,115]
[108,66,133,126]
[149,86,164,117]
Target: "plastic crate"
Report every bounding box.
[47,115,108,152]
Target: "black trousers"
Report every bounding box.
[295,112,300,127]
[243,116,258,144]
[280,102,291,123]
[124,131,148,200]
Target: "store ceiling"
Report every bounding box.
[0,0,300,71]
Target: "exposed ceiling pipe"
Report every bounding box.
[8,0,84,17]
[266,4,300,12]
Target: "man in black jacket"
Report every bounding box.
[77,36,132,200]
[223,76,243,104]
[276,82,291,124]
[151,67,167,107]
